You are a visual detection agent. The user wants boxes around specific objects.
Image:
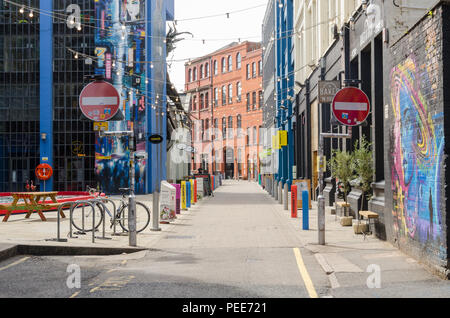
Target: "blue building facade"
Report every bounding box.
[0,0,173,193]
[275,0,294,190]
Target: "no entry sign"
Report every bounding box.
[332,87,370,126]
[79,80,120,122]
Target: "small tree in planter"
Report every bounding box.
[353,136,374,213]
[328,149,355,204]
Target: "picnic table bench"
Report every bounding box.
[1,192,66,222]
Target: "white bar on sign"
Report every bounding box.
[82,97,118,106]
[334,102,367,111]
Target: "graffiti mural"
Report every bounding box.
[390,56,445,254]
[94,0,147,194]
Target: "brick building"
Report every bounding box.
[185,42,263,180]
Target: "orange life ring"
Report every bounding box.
[35,164,53,181]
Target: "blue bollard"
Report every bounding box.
[302,190,309,230]
[186,182,191,209]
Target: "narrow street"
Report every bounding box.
[0,181,448,299]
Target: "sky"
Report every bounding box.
[167,0,269,92]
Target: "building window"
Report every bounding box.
[214,119,219,139]
[258,91,263,108]
[215,88,219,105]
[252,62,256,78]
[193,67,197,81]
[193,95,197,110]
[228,84,233,104]
[200,65,204,79]
[222,57,226,73]
[246,127,251,145]
[214,60,218,75]
[246,93,250,111]
[205,92,209,108]
[253,126,257,144]
[205,63,209,77]
[228,55,232,72]
[222,117,227,139]
[205,119,209,140]
[228,116,233,139]
[200,94,204,109]
[236,82,242,102]
[237,115,242,137]
[188,69,192,82]
[258,60,262,76]
[222,86,227,105]
[252,92,257,109]
[236,53,242,69]
[201,119,204,141]
[246,64,250,79]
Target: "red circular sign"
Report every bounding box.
[79,81,120,122]
[332,87,370,126]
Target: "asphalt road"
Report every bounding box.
[0,181,448,299]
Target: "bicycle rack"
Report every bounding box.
[88,199,115,240]
[45,201,74,243]
[70,201,98,243]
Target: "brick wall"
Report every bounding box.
[185,42,263,179]
[384,4,449,275]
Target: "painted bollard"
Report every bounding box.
[172,184,181,214]
[302,190,309,230]
[291,185,298,218]
[186,181,191,209]
[211,175,215,191]
[181,181,187,210]
[190,180,195,205]
[194,179,198,203]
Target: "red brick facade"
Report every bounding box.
[185,42,263,180]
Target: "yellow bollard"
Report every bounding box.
[181,181,187,210]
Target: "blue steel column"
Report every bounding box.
[286,0,294,190]
[275,3,281,186]
[145,0,154,193]
[40,1,53,190]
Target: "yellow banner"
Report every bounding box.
[279,130,288,147]
[272,135,280,150]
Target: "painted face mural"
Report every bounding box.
[390,57,444,253]
[94,0,147,194]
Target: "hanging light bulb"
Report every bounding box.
[29,10,34,18]
[74,53,79,59]
[19,7,24,14]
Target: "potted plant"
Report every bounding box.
[328,148,355,226]
[352,137,374,234]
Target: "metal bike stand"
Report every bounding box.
[89,199,113,240]
[98,198,119,236]
[70,201,97,243]
[46,202,73,243]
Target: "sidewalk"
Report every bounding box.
[263,186,449,297]
[0,194,211,257]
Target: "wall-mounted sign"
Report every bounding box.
[318,81,341,104]
[149,134,164,144]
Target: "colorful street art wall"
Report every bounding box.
[390,56,445,259]
[94,0,148,194]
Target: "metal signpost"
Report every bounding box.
[317,86,370,245]
[79,76,138,247]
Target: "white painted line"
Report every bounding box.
[334,102,368,111]
[82,97,118,106]
[0,256,30,272]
